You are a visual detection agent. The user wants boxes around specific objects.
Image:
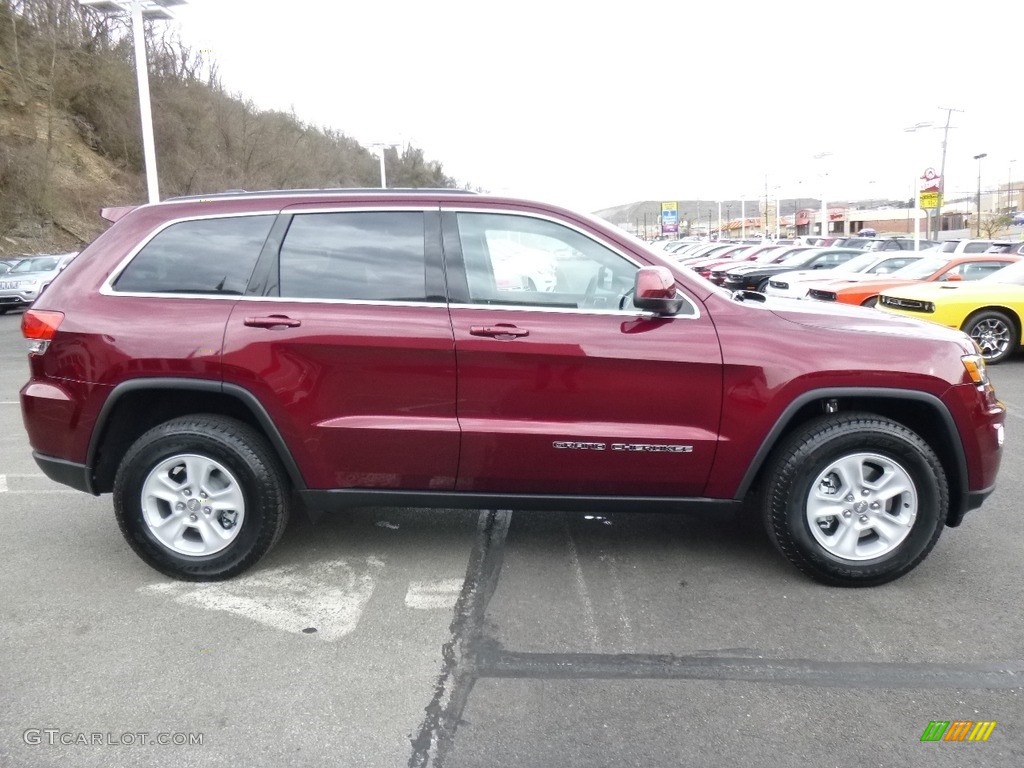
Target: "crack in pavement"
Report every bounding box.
[475,649,1024,689]
[408,509,512,768]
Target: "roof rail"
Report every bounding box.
[164,187,478,202]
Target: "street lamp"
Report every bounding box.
[973,153,987,237]
[813,152,832,238]
[79,1,186,204]
[904,122,935,251]
[1008,159,1017,212]
[368,142,398,188]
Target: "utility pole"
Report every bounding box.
[936,106,964,239]
[764,175,769,236]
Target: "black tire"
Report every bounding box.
[761,413,947,587]
[114,415,291,580]
[860,296,878,308]
[756,278,770,292]
[962,309,1018,364]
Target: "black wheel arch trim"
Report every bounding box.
[734,387,970,523]
[86,377,308,491]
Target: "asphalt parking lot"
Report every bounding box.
[1,309,1022,768]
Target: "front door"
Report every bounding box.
[443,209,723,497]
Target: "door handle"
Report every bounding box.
[244,315,301,329]
[470,325,530,339]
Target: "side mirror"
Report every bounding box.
[634,266,684,314]
[943,273,963,282]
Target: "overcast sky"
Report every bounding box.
[166,0,1016,213]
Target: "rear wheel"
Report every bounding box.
[963,309,1018,364]
[762,413,947,587]
[113,415,290,580]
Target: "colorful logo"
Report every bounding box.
[920,720,997,742]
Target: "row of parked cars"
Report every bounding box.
[0,252,78,313]
[660,236,1024,363]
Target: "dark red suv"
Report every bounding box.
[20,189,1005,586]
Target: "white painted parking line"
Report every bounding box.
[140,557,384,641]
[564,522,601,651]
[404,579,463,609]
[0,473,79,494]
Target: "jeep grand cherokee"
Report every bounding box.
[19,189,1005,586]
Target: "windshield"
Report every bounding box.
[984,260,1024,286]
[836,253,880,273]
[887,256,948,279]
[776,250,821,267]
[9,256,59,274]
[936,241,960,253]
[755,247,802,263]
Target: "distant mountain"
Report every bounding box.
[593,198,908,229]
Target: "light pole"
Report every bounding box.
[1008,159,1017,212]
[813,152,832,238]
[717,201,722,241]
[80,1,186,204]
[368,142,398,188]
[904,122,934,251]
[974,153,987,237]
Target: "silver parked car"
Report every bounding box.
[0,252,78,313]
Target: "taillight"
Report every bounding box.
[22,309,64,355]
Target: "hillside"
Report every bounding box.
[0,1,458,257]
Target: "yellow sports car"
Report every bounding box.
[877,259,1024,363]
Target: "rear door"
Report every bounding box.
[222,205,459,491]
[443,207,723,497]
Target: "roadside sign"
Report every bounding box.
[920,168,942,210]
[661,202,679,234]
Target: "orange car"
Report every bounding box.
[805,253,1022,307]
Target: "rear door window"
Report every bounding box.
[277,212,427,301]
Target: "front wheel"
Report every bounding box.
[114,415,291,580]
[963,310,1018,364]
[762,413,947,587]
[860,296,878,308]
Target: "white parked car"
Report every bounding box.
[764,251,923,299]
[487,239,558,292]
[0,252,78,313]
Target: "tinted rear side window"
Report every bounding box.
[278,212,426,301]
[114,215,274,295]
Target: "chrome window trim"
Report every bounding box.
[238,296,449,308]
[441,205,702,320]
[447,301,663,318]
